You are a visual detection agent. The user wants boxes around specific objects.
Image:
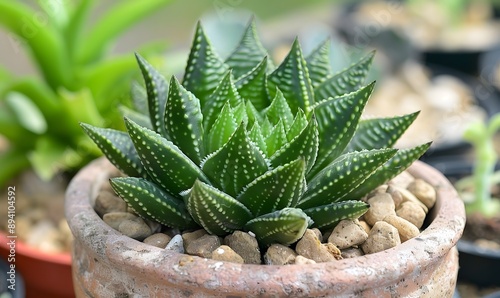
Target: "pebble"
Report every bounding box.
[144,219,162,234]
[364,193,396,226]
[341,247,364,258]
[358,220,371,234]
[388,170,415,189]
[383,214,420,242]
[26,220,65,254]
[294,255,316,265]
[396,201,426,229]
[117,217,152,241]
[185,235,221,258]
[224,231,261,264]
[386,186,404,208]
[94,190,127,217]
[295,229,338,262]
[211,245,244,264]
[165,235,184,253]
[264,244,297,265]
[182,229,208,250]
[407,179,437,209]
[361,221,401,254]
[328,219,368,249]
[393,186,429,213]
[144,233,171,248]
[103,212,138,230]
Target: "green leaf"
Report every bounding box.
[165,76,204,164]
[5,92,47,134]
[119,106,152,130]
[201,123,268,197]
[267,38,314,113]
[315,51,375,101]
[81,123,145,177]
[236,57,270,111]
[205,103,238,155]
[346,112,420,152]
[130,81,149,114]
[124,118,208,197]
[264,88,294,130]
[286,109,308,141]
[270,115,318,174]
[309,82,375,178]
[304,201,369,230]
[248,122,267,154]
[110,177,196,230]
[135,53,169,138]
[305,39,332,88]
[225,18,274,79]
[298,148,397,209]
[183,21,229,106]
[231,103,248,128]
[265,120,287,157]
[238,159,306,216]
[185,180,252,236]
[28,137,67,181]
[245,208,312,246]
[345,142,432,200]
[202,71,242,130]
[260,117,273,138]
[245,100,263,128]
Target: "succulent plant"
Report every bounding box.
[82,19,430,246]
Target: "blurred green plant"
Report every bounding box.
[456,114,500,218]
[0,0,172,186]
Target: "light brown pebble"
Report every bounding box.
[383,214,420,242]
[311,228,323,242]
[367,185,389,200]
[328,219,368,249]
[386,186,404,208]
[358,220,371,234]
[117,217,152,241]
[364,193,396,226]
[182,229,208,250]
[392,186,428,213]
[361,221,401,254]
[264,244,297,265]
[224,231,261,264]
[103,212,138,230]
[296,229,337,262]
[143,233,171,248]
[211,245,244,264]
[294,255,316,265]
[94,190,127,217]
[341,247,364,258]
[185,235,221,258]
[396,201,426,229]
[407,179,437,209]
[388,170,415,189]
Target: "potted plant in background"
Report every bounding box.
[0,1,173,297]
[66,18,465,297]
[452,114,500,290]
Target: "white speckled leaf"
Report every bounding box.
[264,88,294,131]
[304,200,369,230]
[182,22,229,107]
[248,122,267,154]
[135,54,169,138]
[305,39,332,88]
[185,180,252,236]
[265,120,287,157]
[309,82,375,178]
[260,117,273,138]
[236,57,270,111]
[298,148,397,209]
[201,123,268,197]
[237,159,306,216]
[286,109,307,141]
[130,81,148,115]
[314,51,375,102]
[245,100,263,128]
[124,118,208,197]
[119,106,152,130]
[81,123,144,178]
[205,103,238,155]
[232,103,248,127]
[244,208,312,246]
[165,76,204,164]
[110,177,196,230]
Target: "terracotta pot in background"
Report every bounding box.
[66,158,465,297]
[0,233,74,298]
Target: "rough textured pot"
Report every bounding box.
[66,158,465,298]
[0,232,73,298]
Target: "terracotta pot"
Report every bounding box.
[0,232,74,298]
[66,158,465,297]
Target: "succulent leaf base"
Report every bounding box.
[82,19,430,247]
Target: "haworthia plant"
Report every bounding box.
[82,18,431,247]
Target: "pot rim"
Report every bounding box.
[65,157,465,293]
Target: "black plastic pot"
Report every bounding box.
[0,256,25,298]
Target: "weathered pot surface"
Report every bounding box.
[66,158,465,298]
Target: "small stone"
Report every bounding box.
[224,231,261,264]
[396,201,426,229]
[182,229,208,250]
[311,228,323,242]
[295,229,337,262]
[324,243,342,260]
[361,221,401,254]
[407,179,437,209]
[103,212,138,230]
[144,219,162,234]
[166,235,184,253]
[186,235,221,258]
[392,186,428,213]
[26,220,63,253]
[100,180,115,193]
[294,255,316,265]
[388,170,415,189]
[364,193,396,226]
[328,219,368,249]
[264,244,297,265]
[386,186,404,208]
[367,185,389,199]
[117,217,152,241]
[94,190,127,217]
[384,215,420,242]
[341,247,364,258]
[358,220,371,234]
[211,245,244,264]
[144,233,171,248]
